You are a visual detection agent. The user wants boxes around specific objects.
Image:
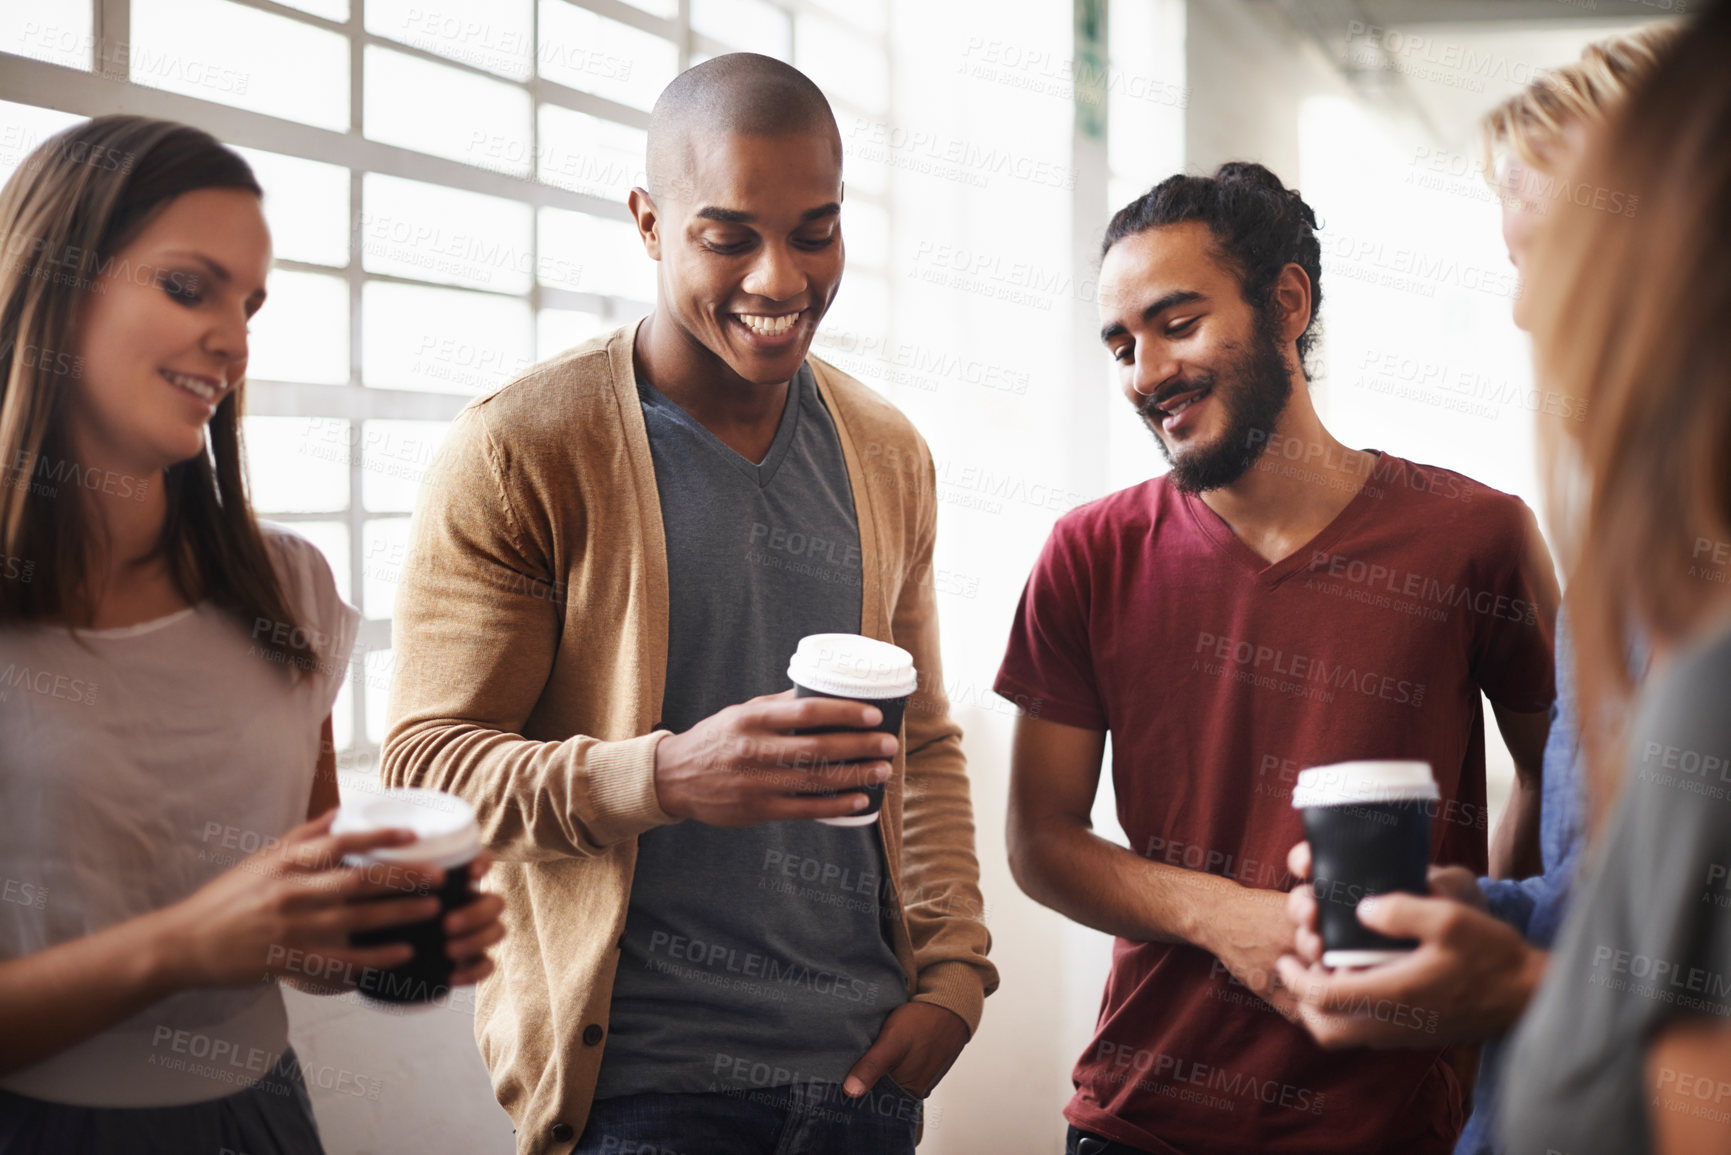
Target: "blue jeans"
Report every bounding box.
[575,1078,920,1155]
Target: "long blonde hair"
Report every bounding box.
[0,115,312,670]
[1524,10,1731,828]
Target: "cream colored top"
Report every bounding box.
[0,527,358,1105]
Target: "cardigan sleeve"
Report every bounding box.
[379,402,676,862]
[886,430,1000,1035]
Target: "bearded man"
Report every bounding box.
[995,162,1558,1155]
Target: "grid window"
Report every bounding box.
[361,280,535,395]
[275,0,352,21]
[537,308,608,360]
[363,648,397,744]
[1,0,891,764]
[538,206,655,300]
[693,0,792,59]
[0,100,83,187]
[248,270,352,385]
[292,520,355,605]
[843,200,889,272]
[365,0,534,81]
[794,13,887,112]
[1,2,94,71]
[235,147,351,268]
[360,420,452,513]
[364,46,533,174]
[361,516,413,621]
[244,417,352,514]
[537,0,679,111]
[131,0,350,130]
[361,173,535,293]
[613,0,677,21]
[536,104,647,199]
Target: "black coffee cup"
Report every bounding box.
[786,633,918,827]
[331,787,482,1004]
[1291,761,1438,968]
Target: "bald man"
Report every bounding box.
[383,53,996,1155]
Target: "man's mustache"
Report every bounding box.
[1138,370,1217,418]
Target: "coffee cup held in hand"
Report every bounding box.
[786,633,918,828]
[1290,760,1438,968]
[330,788,481,1004]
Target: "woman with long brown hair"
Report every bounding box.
[0,116,503,1152]
[1501,3,1731,1152]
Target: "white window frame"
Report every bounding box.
[1,0,891,763]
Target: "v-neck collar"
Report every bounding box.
[639,365,807,490]
[1180,450,1388,588]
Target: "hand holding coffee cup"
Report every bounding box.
[154,809,468,992]
[1289,761,1438,968]
[786,634,918,827]
[651,691,900,827]
[1279,838,1542,1048]
[330,788,504,1004]
[1285,843,1486,967]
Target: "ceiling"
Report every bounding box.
[1267,0,1681,41]
[1254,0,1677,145]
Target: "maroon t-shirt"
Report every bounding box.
[995,453,1557,1155]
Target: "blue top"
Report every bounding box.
[1477,612,1587,944]
[1455,612,1584,1155]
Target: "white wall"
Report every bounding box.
[1183,0,1349,178]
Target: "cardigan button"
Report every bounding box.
[582,1023,604,1046]
[550,1121,574,1142]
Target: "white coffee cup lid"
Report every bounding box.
[1290,760,1439,808]
[330,787,480,867]
[787,633,918,699]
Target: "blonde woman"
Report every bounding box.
[1483,25,1677,333]
[0,116,503,1153]
[1277,24,1677,1155]
[1501,3,1731,1150]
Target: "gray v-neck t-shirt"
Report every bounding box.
[594,364,908,1099]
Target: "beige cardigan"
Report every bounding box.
[381,324,996,1153]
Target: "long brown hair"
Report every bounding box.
[0,115,312,670]
[1525,6,1731,828]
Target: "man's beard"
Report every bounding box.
[1141,313,1294,495]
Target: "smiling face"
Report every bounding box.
[69,187,269,475]
[1098,220,1297,493]
[633,128,843,387]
